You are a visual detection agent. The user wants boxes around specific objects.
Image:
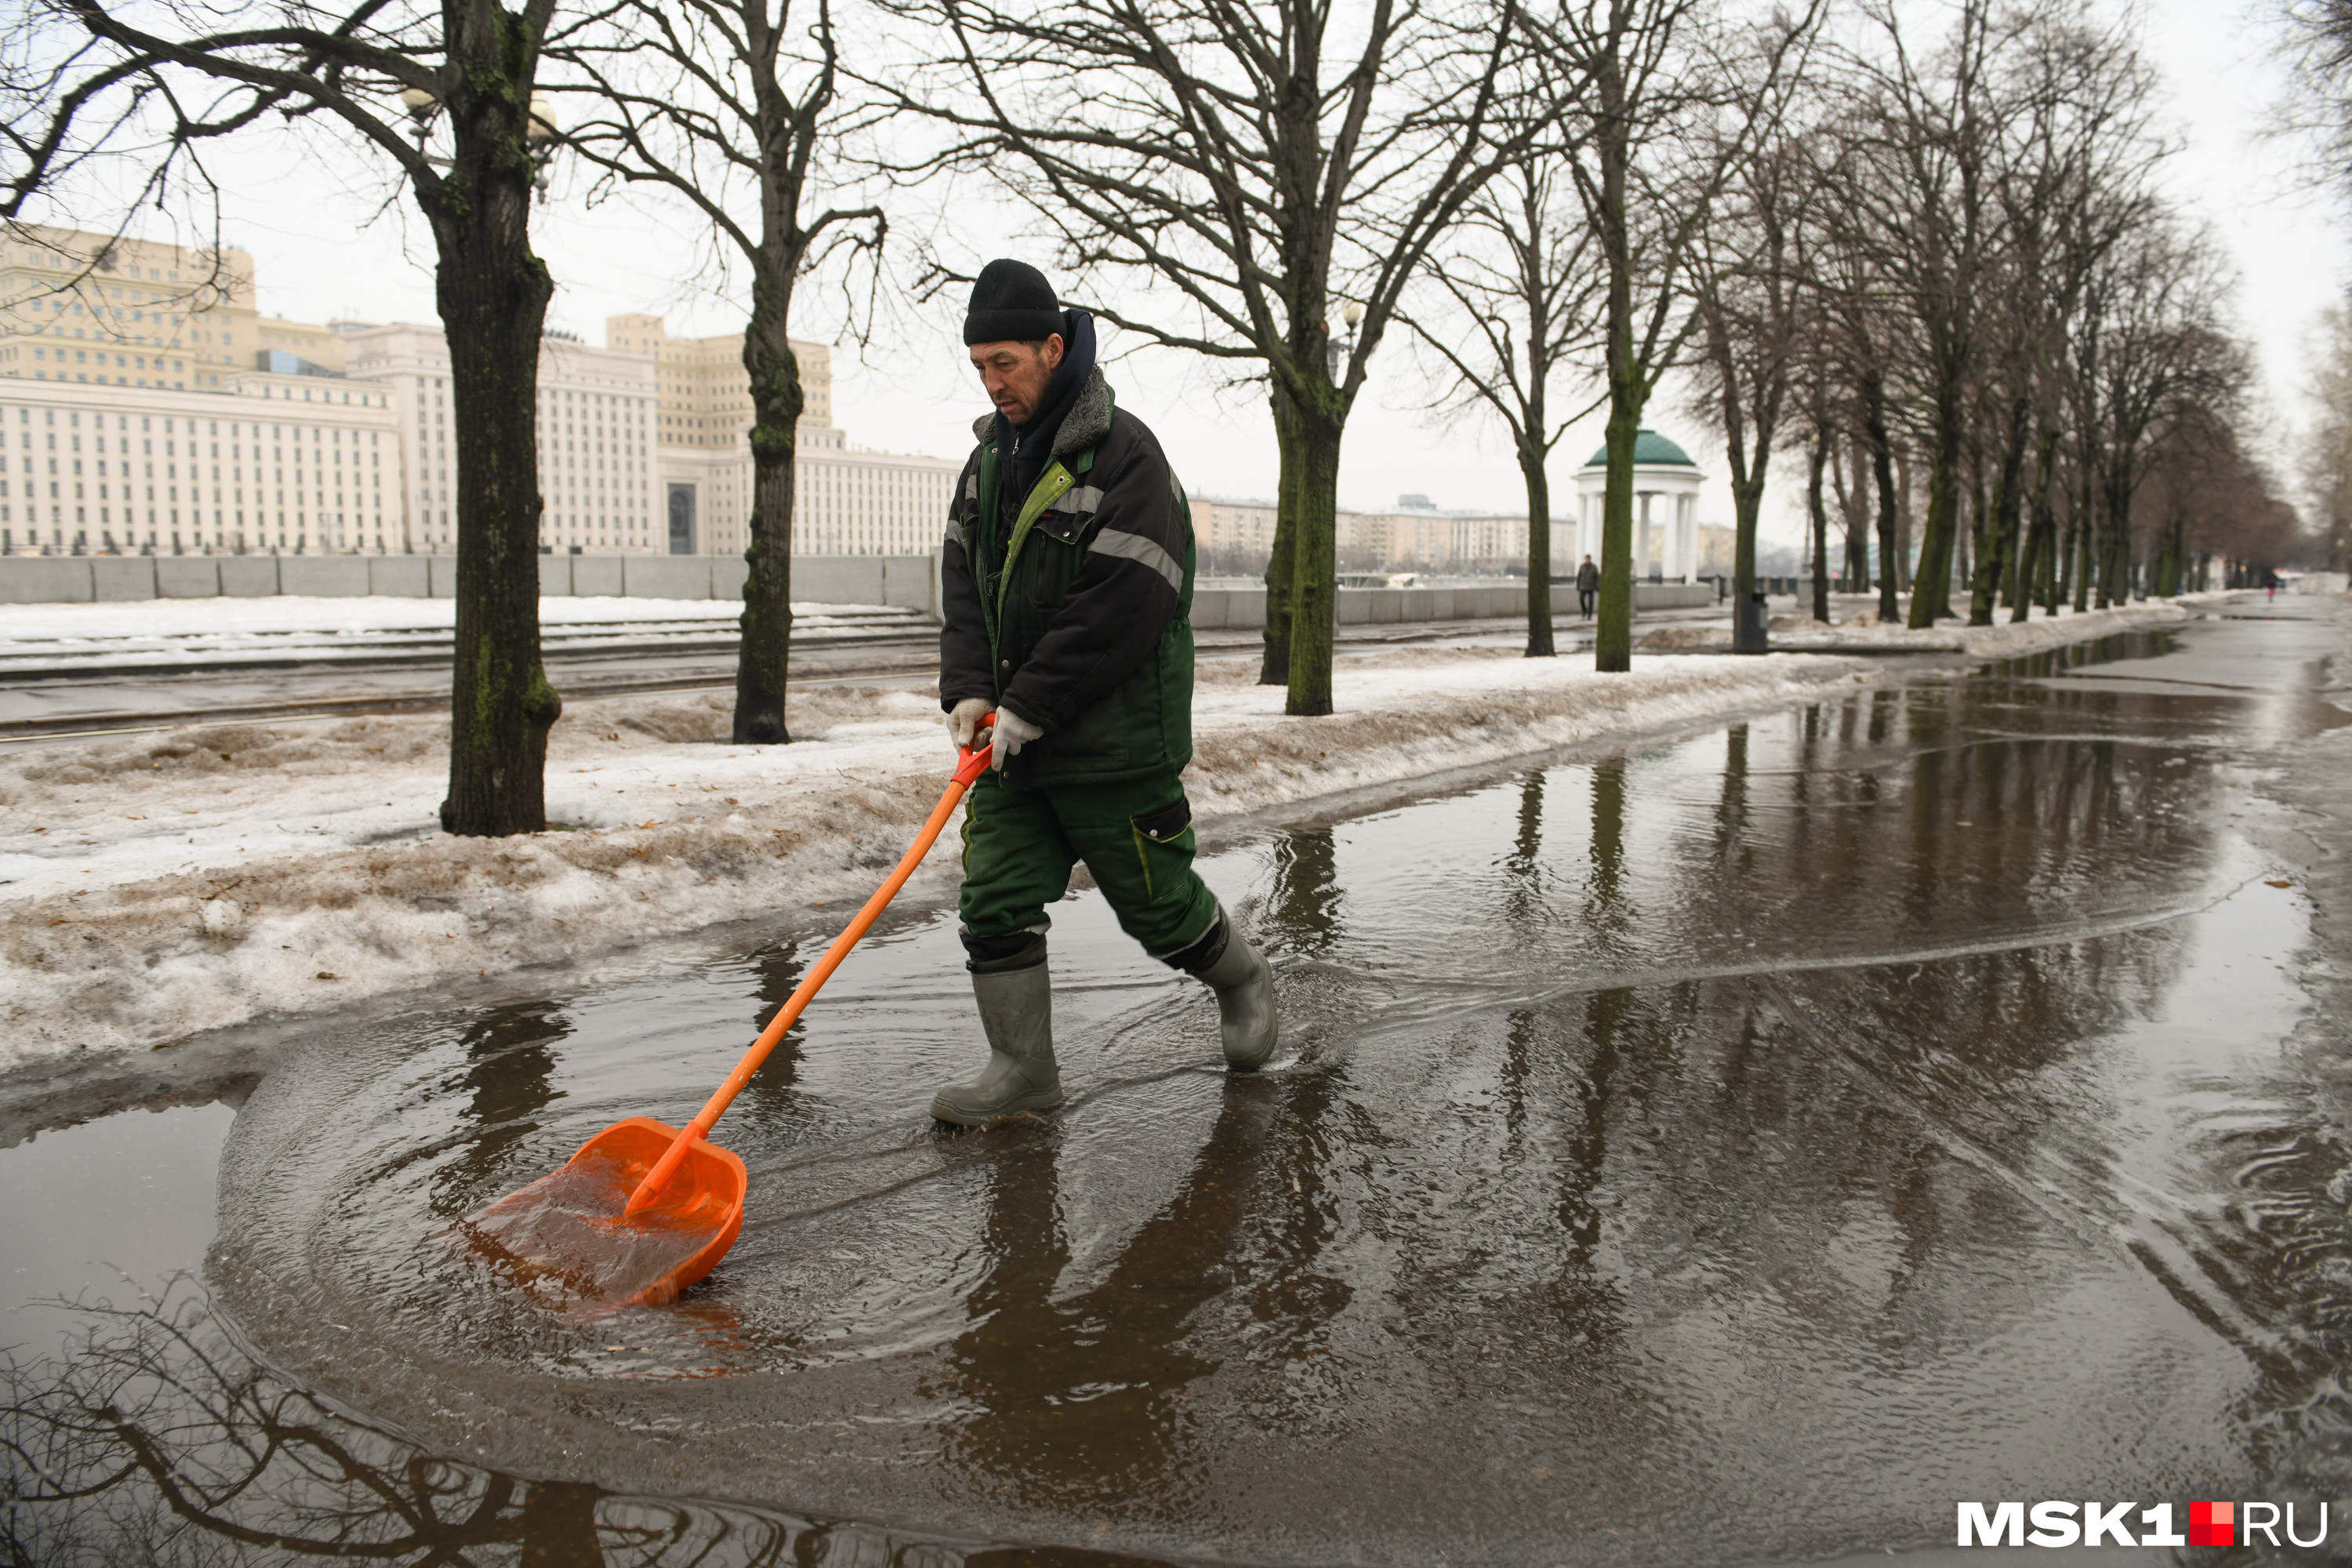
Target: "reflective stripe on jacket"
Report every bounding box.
[938,368,1196,786]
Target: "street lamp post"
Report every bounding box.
[1327,299,1364,383]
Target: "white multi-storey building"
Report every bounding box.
[613,313,956,558]
[0,374,399,557]
[0,222,258,392]
[341,321,659,556]
[0,224,963,559]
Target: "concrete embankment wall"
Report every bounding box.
[0,552,1720,626]
[1189,581,1717,630]
[0,553,940,612]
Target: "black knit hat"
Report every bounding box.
[964,259,1063,345]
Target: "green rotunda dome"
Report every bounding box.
[1581,429,1697,468]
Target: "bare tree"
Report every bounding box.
[1969,7,2154,626]
[1826,426,1874,592]
[1686,110,1827,640]
[1543,0,1824,670]
[875,0,1530,716]
[2081,221,2238,604]
[1401,113,1601,657]
[11,0,572,834]
[1835,0,2016,628]
[2308,299,2352,572]
[2274,0,2352,201]
[550,0,884,745]
[1806,126,1907,625]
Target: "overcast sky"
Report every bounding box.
[118,0,2351,547]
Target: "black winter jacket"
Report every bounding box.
[938,368,1196,787]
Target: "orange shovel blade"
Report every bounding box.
[463,1116,746,1308]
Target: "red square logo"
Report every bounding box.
[2190,1501,2234,1548]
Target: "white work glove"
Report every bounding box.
[989,706,1044,771]
[947,697,993,751]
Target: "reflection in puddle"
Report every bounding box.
[9,602,2352,1565]
[3,1280,938,1566]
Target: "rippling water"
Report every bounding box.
[11,604,2352,1566]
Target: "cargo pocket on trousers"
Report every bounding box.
[1129,797,1195,901]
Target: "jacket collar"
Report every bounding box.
[971,366,1112,455]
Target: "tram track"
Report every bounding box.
[0,612,1722,746]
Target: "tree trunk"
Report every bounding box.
[1259,387,1301,686]
[1731,472,1762,619]
[1907,397,1962,628]
[1893,448,1915,592]
[1283,399,1343,716]
[1861,372,1902,625]
[1521,441,1555,657]
[1807,421,1831,623]
[1838,437,1871,592]
[2097,463,2131,608]
[1596,401,1640,672]
[2012,422,2060,623]
[1971,394,2028,626]
[734,278,802,745]
[1594,35,1639,675]
[426,42,561,837]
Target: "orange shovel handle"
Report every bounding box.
[623,718,996,1215]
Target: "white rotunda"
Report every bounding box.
[1572,430,1705,583]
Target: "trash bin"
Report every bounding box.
[1733,590,1769,654]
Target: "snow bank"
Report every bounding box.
[1639,593,2219,655]
[1,647,1869,1065]
[0,594,755,645]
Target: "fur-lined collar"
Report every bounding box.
[971,367,1113,454]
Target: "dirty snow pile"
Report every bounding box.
[2,646,1869,1063]
[1639,593,2220,655]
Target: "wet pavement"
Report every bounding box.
[5,594,2351,1566]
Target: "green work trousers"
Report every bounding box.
[958,768,1218,969]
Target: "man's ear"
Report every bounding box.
[1041,333,1065,372]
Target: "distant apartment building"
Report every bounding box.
[343,321,659,556]
[610,313,956,559]
[0,223,258,391]
[0,223,964,559]
[0,367,401,559]
[1193,492,1544,575]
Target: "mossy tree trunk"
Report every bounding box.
[1520,441,1555,657]
[1806,420,1831,622]
[1283,383,1345,717]
[1592,34,1640,675]
[426,2,561,837]
[1969,392,2028,626]
[2013,420,2060,622]
[735,274,803,743]
[1860,370,1902,625]
[1906,394,1962,628]
[1595,401,1639,673]
[1260,384,1301,687]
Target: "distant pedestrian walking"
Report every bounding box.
[1576,554,1599,617]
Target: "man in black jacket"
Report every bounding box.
[931,260,1278,1126]
[1576,554,1600,618]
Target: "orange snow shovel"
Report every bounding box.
[465,718,997,1308]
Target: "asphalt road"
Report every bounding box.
[8,593,2347,1566]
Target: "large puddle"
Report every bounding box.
[9,601,2352,1565]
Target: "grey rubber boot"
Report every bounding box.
[931,961,1065,1126]
[1197,924,1279,1070]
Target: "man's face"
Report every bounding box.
[970,334,1065,426]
